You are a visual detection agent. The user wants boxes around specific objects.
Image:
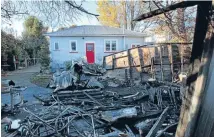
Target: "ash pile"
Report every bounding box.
[18,62,182,137]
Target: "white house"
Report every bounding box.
[45,25,147,71]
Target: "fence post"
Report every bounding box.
[34,58,36,65]
[169,44,174,82]
[13,56,16,70]
[10,87,13,113]
[102,56,106,69]
[159,45,164,81]
[25,58,28,68]
[138,47,144,83]
[181,44,184,72]
[151,57,155,79]
[112,55,115,70]
[127,49,133,85]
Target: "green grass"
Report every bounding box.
[30,73,52,88]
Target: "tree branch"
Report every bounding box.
[64,1,99,17]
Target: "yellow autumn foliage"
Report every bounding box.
[97,0,121,28]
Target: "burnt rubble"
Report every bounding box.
[18,77,182,137]
[2,62,183,136]
[48,63,105,92]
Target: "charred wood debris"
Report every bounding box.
[7,62,183,137]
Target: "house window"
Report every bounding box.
[131,43,140,48]
[87,44,94,51]
[112,41,116,51]
[105,41,111,51]
[70,41,77,52]
[54,42,59,50]
[105,40,117,52]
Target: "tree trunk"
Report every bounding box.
[130,0,135,30]
[122,1,127,29]
[177,8,187,42]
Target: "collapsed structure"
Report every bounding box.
[2,1,213,137]
[12,59,183,136]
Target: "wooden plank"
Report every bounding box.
[104,55,113,69]
[102,56,106,68]
[103,43,193,81]
[154,63,189,65]
[146,107,169,137]
[103,43,193,69]
[151,57,155,79]
[141,47,151,66]
[176,1,213,137]
[127,49,133,84]
[168,44,174,82]
[149,47,156,79]
[138,47,144,82]
[138,47,144,70]
[105,64,151,70]
[83,91,105,107]
[112,55,115,70]
[133,1,198,21]
[156,42,192,45]
[114,55,128,60]
[130,47,141,72]
[159,45,164,81]
[103,43,192,60]
[115,56,129,68]
[194,34,214,137]
[181,44,184,72]
[130,48,140,65]
[114,51,128,58]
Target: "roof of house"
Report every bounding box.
[44,25,146,37]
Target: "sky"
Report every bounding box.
[1,0,100,36]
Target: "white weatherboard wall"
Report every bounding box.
[50,36,144,71]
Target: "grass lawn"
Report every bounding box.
[30,73,52,88]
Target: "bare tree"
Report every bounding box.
[123,0,148,30]
[1,0,99,27]
[150,0,197,42]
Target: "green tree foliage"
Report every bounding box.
[1,30,22,70]
[23,16,50,69]
[39,44,50,69]
[24,16,43,37]
[2,31,19,55]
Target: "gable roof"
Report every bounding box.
[44,25,146,37]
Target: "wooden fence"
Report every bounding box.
[103,43,192,82]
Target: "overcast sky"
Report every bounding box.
[2,0,100,36]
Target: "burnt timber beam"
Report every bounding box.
[82,91,105,107]
[176,1,213,137]
[146,107,169,137]
[133,1,199,21]
[103,43,192,59]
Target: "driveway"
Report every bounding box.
[1,64,53,136]
[1,64,52,105]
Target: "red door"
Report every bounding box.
[86,43,95,64]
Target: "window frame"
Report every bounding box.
[131,43,141,48]
[69,40,78,53]
[54,42,59,50]
[104,39,118,53]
